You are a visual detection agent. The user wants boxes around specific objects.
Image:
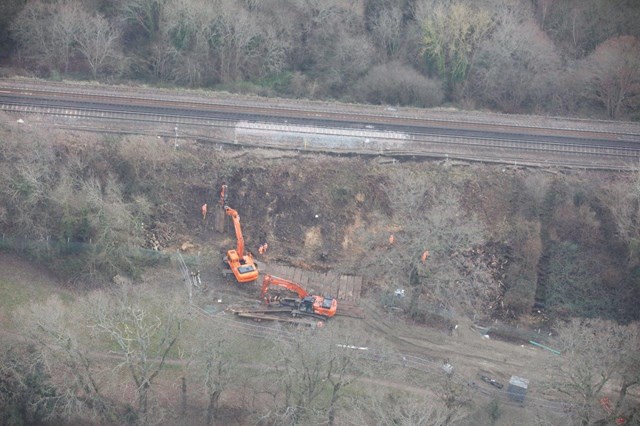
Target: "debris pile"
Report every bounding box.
[457,243,512,319]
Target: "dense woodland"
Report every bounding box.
[1,0,640,119]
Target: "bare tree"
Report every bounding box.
[116,0,166,40]
[0,343,59,425]
[271,330,326,424]
[542,0,640,58]
[369,6,405,59]
[548,318,640,425]
[159,0,287,86]
[189,320,241,426]
[160,0,217,86]
[353,167,486,317]
[351,388,451,426]
[433,373,473,425]
[75,13,124,79]
[613,323,640,421]
[10,1,83,74]
[52,174,147,279]
[532,0,556,30]
[604,168,640,270]
[582,35,640,119]
[0,123,56,237]
[282,0,373,98]
[267,326,376,425]
[14,295,119,423]
[323,328,376,426]
[90,285,183,424]
[211,4,262,83]
[0,0,24,53]
[470,8,562,113]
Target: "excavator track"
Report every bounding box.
[291,310,328,321]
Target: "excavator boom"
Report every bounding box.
[261,274,309,300]
[260,274,336,318]
[223,205,258,283]
[224,206,244,257]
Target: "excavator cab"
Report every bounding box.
[310,295,337,318]
[238,264,256,274]
[321,297,335,310]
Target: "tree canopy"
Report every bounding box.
[4,0,640,119]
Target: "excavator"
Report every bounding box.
[223,205,259,283]
[260,274,337,319]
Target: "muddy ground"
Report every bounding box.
[0,250,564,425]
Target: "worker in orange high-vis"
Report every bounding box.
[258,244,265,255]
[421,250,430,264]
[201,203,208,221]
[388,234,395,245]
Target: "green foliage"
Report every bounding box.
[169,19,195,52]
[9,175,34,199]
[331,186,352,205]
[254,71,293,93]
[546,242,612,318]
[486,397,501,425]
[417,2,493,96]
[420,23,446,78]
[49,69,62,81]
[503,276,536,317]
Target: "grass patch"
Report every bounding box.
[0,275,74,329]
[0,277,38,311]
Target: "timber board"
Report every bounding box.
[260,263,362,304]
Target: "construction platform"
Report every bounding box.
[261,263,362,303]
[259,263,365,318]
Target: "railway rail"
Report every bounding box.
[1,79,640,169]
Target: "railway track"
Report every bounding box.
[1,80,639,169]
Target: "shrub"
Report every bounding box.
[352,61,444,107]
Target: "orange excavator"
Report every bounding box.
[260,274,337,319]
[223,205,259,283]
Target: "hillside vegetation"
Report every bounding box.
[1,0,639,119]
[1,114,638,324]
[2,115,640,424]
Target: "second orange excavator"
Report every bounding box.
[260,274,337,319]
[224,205,259,283]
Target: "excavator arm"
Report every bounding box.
[260,274,337,318]
[223,205,258,283]
[261,275,309,300]
[224,206,245,258]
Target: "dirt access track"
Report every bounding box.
[179,229,564,417]
[0,249,557,413]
